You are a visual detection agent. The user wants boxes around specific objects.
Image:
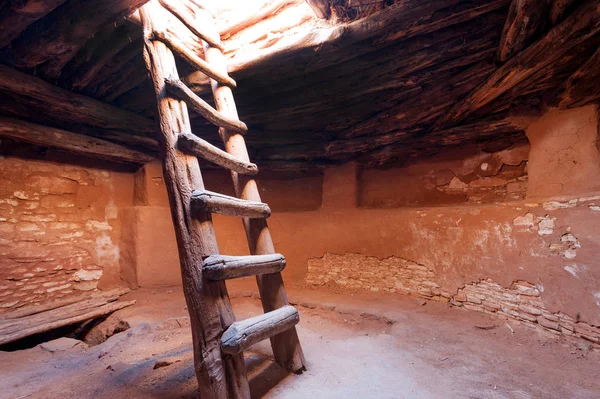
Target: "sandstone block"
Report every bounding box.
[537,316,560,331]
[518,304,542,316]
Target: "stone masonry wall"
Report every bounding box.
[306,253,452,301]
[453,279,600,346]
[0,156,133,310]
[306,252,600,347]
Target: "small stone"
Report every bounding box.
[518,304,542,316]
[466,295,482,304]
[518,312,538,322]
[537,215,555,236]
[513,213,535,227]
[0,300,19,308]
[40,337,87,353]
[454,292,467,302]
[156,317,191,330]
[127,322,153,337]
[153,357,181,369]
[463,304,483,312]
[69,269,103,282]
[537,316,560,331]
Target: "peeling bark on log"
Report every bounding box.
[7,0,149,78]
[0,117,153,164]
[497,0,551,62]
[557,46,600,108]
[139,2,250,397]
[0,0,67,48]
[0,65,158,149]
[434,0,600,129]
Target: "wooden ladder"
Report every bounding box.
[138,1,306,397]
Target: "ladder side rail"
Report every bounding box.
[139,2,250,398]
[195,8,307,373]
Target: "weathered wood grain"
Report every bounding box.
[0,291,134,346]
[0,288,129,320]
[497,0,551,62]
[158,0,223,50]
[165,78,247,133]
[196,7,307,373]
[557,46,600,108]
[434,0,600,129]
[7,0,149,78]
[0,117,154,164]
[191,189,271,218]
[0,65,158,149]
[62,22,142,90]
[0,0,67,48]
[550,0,577,23]
[139,2,250,397]
[153,30,236,87]
[203,254,286,280]
[221,305,300,355]
[177,132,258,175]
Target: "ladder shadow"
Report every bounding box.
[245,350,291,398]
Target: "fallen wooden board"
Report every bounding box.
[0,289,134,346]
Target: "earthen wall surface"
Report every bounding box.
[0,153,133,309]
[3,105,598,345]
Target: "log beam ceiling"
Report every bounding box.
[0,65,158,151]
[433,0,600,130]
[2,0,150,79]
[0,117,153,164]
[0,0,599,170]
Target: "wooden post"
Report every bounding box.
[196,8,307,373]
[138,2,250,397]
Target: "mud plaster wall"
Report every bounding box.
[0,151,134,310]
[126,105,600,344]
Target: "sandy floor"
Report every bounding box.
[1,284,599,399]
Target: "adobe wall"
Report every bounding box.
[0,148,134,310]
[123,105,600,345]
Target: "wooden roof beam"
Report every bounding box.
[433,0,600,130]
[0,0,67,48]
[557,47,600,109]
[0,117,154,164]
[497,0,551,62]
[6,0,150,79]
[0,65,158,150]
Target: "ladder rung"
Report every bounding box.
[178,132,257,175]
[153,30,236,88]
[165,78,248,134]
[158,0,223,50]
[203,253,286,280]
[221,306,300,355]
[191,189,270,218]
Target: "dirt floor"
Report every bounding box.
[1,283,599,399]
